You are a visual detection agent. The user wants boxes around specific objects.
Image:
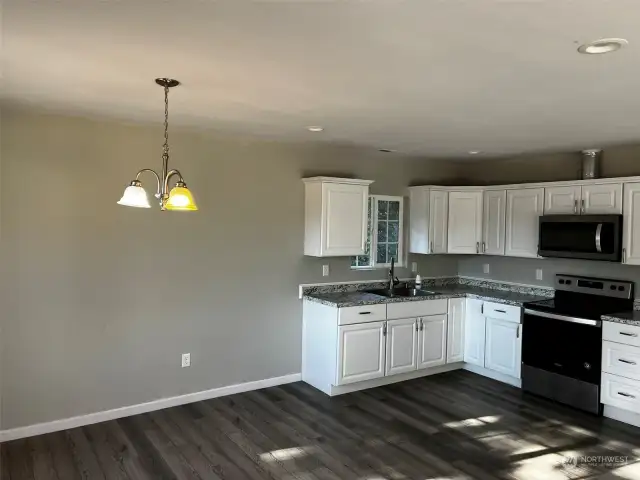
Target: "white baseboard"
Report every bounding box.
[0,373,301,443]
[604,405,640,428]
[463,363,522,388]
[328,362,464,396]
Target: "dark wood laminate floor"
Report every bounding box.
[2,370,639,480]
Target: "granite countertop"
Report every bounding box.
[305,285,548,308]
[601,311,640,326]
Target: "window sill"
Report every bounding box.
[351,265,405,271]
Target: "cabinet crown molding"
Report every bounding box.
[302,177,375,185]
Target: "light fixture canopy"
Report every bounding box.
[117,78,198,211]
[578,38,628,54]
[307,126,324,132]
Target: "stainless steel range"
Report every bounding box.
[522,274,634,415]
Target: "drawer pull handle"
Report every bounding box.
[495,309,507,314]
[620,332,638,337]
[618,392,636,399]
[618,359,637,365]
[359,312,372,315]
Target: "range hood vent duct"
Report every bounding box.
[581,149,602,180]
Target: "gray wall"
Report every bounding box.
[0,107,459,429]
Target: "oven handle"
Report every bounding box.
[595,223,602,253]
[524,308,602,327]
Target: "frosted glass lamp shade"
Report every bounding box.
[117,181,151,208]
[165,182,198,211]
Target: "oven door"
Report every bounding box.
[538,214,622,261]
[522,309,602,384]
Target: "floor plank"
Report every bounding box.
[2,370,640,479]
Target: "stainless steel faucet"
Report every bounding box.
[388,257,400,290]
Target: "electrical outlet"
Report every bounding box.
[411,262,418,273]
[483,263,490,274]
[181,353,191,368]
[322,265,330,277]
[536,268,543,281]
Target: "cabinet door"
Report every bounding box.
[409,187,430,254]
[582,183,622,214]
[623,183,640,265]
[447,191,483,254]
[485,317,521,379]
[482,190,506,255]
[417,315,447,369]
[464,299,486,367]
[447,298,465,363]
[385,318,418,376]
[322,183,368,256]
[505,188,544,258]
[544,186,581,215]
[429,190,449,253]
[337,322,386,385]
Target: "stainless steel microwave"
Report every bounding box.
[538,215,623,262]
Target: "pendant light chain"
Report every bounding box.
[162,84,170,161]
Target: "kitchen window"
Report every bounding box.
[352,196,404,269]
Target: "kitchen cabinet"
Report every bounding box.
[447,298,465,363]
[337,321,386,385]
[303,177,374,257]
[482,190,506,255]
[463,299,485,367]
[408,187,448,254]
[623,183,640,265]
[484,317,521,379]
[417,315,447,369]
[505,188,544,258]
[545,184,622,215]
[448,191,483,254]
[385,318,418,376]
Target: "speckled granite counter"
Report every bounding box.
[601,311,640,326]
[305,285,548,308]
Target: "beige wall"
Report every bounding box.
[0,107,459,429]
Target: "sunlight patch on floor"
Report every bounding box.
[259,446,314,462]
[442,414,501,430]
[512,453,579,480]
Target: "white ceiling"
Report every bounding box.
[4,0,640,158]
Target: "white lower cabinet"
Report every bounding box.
[418,315,447,369]
[447,298,465,363]
[484,317,521,378]
[463,299,486,367]
[336,321,386,385]
[385,318,418,376]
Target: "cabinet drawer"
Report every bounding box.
[338,304,386,325]
[602,341,640,381]
[483,302,521,323]
[604,322,640,348]
[387,299,447,320]
[601,372,640,413]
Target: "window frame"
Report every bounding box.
[351,195,405,270]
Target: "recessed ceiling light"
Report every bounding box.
[468,150,481,155]
[578,38,628,54]
[307,126,324,132]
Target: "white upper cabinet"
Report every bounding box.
[544,186,581,214]
[582,184,622,214]
[303,177,374,257]
[408,187,448,254]
[429,190,449,254]
[448,191,483,254]
[545,184,622,215]
[505,188,544,258]
[623,183,640,265]
[482,190,506,255]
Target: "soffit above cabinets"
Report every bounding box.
[4,0,640,157]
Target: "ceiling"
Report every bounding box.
[4,0,640,158]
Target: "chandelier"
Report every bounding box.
[117,78,198,211]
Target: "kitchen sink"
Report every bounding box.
[365,288,437,298]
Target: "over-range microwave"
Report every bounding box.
[538,214,623,262]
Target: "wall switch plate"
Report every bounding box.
[181,353,191,368]
[322,265,330,277]
[536,268,543,281]
[411,262,418,273]
[483,263,490,274]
